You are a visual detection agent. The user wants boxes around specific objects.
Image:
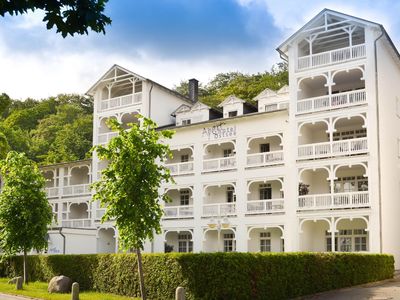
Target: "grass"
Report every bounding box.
[0,278,138,300]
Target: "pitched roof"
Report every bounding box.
[218,95,245,107]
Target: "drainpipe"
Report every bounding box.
[59,227,66,254]
[148,82,154,119]
[374,27,385,253]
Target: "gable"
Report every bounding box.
[218,95,245,107]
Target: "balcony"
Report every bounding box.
[165,147,194,176]
[203,157,236,172]
[298,192,369,211]
[98,132,118,145]
[99,93,142,112]
[163,205,194,219]
[296,89,366,114]
[297,44,366,71]
[63,184,91,196]
[61,219,92,228]
[246,151,284,167]
[203,203,236,217]
[46,187,59,199]
[298,137,368,159]
[246,199,284,214]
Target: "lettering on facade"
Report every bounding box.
[202,123,237,141]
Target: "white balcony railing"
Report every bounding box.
[61,219,92,228]
[63,184,91,196]
[246,199,284,214]
[296,89,366,114]
[46,187,59,198]
[165,162,194,176]
[163,205,194,219]
[298,137,368,159]
[297,44,366,71]
[98,132,118,145]
[298,191,369,211]
[202,203,236,217]
[203,157,236,172]
[99,93,142,112]
[246,151,284,167]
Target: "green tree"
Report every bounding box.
[0,151,53,283]
[0,0,111,37]
[92,116,174,300]
[0,132,9,159]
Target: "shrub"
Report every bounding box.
[0,252,394,300]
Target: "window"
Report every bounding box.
[180,154,189,163]
[180,190,190,206]
[223,149,233,157]
[265,104,278,112]
[325,229,367,252]
[259,184,272,200]
[178,233,193,253]
[228,111,238,117]
[227,186,236,203]
[333,176,368,193]
[260,143,270,153]
[331,129,367,141]
[223,233,236,252]
[182,119,191,126]
[260,232,271,252]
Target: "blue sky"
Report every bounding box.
[1,0,400,99]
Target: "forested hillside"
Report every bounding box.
[0,63,288,165]
[0,94,93,165]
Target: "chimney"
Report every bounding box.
[188,78,199,103]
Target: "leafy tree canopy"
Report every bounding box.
[92,117,174,250]
[0,94,93,164]
[173,62,288,107]
[0,0,111,37]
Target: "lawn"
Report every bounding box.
[0,278,138,300]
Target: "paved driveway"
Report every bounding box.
[0,294,34,300]
[302,275,400,300]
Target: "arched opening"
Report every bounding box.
[165,147,194,175]
[248,227,283,252]
[333,115,366,144]
[69,203,89,219]
[203,228,236,252]
[247,135,283,167]
[70,166,90,185]
[334,218,369,252]
[120,112,140,130]
[163,188,194,219]
[203,141,236,172]
[298,168,331,210]
[300,219,331,251]
[203,184,236,217]
[332,68,365,94]
[298,75,328,100]
[97,228,116,253]
[247,180,284,214]
[298,121,329,145]
[164,231,193,253]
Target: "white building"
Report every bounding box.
[40,9,400,267]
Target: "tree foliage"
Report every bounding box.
[0,151,53,282]
[173,62,288,107]
[92,117,174,250]
[0,0,111,37]
[0,94,93,164]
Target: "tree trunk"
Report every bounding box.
[23,249,28,284]
[136,248,146,300]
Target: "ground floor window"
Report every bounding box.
[326,229,367,252]
[223,233,236,252]
[178,233,193,253]
[259,232,271,252]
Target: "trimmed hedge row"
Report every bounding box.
[0,252,394,300]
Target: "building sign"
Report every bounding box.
[202,122,236,141]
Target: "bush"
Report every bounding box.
[0,252,394,300]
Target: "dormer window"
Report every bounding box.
[228,111,238,117]
[182,119,191,126]
[265,104,278,112]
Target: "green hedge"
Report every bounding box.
[0,252,394,300]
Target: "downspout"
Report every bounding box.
[374,27,385,253]
[148,82,154,119]
[59,227,66,255]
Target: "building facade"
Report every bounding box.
[38,10,400,267]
